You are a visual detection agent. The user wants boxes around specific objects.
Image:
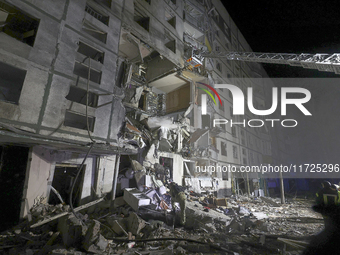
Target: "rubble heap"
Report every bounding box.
[0,185,324,255]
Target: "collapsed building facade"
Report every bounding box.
[0,0,281,231]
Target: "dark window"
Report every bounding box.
[165,11,176,28]
[73,62,102,84]
[0,61,26,104]
[85,4,109,25]
[233,145,238,159]
[82,20,107,43]
[134,4,150,31]
[0,2,39,46]
[66,86,98,107]
[64,110,95,131]
[77,41,104,64]
[216,62,221,72]
[95,0,111,8]
[164,31,176,53]
[241,138,246,145]
[144,0,151,4]
[221,141,227,156]
[170,0,176,4]
[231,126,237,137]
[222,171,228,180]
[201,114,210,129]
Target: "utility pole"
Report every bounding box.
[279,171,285,204]
[246,173,250,196]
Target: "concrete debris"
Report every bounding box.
[58,215,87,248]
[0,194,325,255]
[0,158,325,255]
[127,213,146,235]
[83,220,108,253]
[124,188,151,211]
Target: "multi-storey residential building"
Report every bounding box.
[0,0,278,230]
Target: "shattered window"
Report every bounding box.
[85,4,109,26]
[82,20,107,43]
[233,145,238,159]
[0,61,26,104]
[134,3,150,31]
[224,22,230,38]
[165,10,176,29]
[164,30,176,53]
[64,110,95,131]
[73,61,102,84]
[0,2,40,47]
[66,86,98,107]
[77,41,104,64]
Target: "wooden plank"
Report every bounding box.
[30,197,105,228]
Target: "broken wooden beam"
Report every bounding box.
[30,197,105,228]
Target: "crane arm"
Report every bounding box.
[199,51,340,74]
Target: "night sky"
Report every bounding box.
[222,1,340,170]
[224,0,340,77]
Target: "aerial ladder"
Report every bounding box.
[186,49,340,74]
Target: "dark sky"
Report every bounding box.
[222,1,340,167]
[224,0,340,77]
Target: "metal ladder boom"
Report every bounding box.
[200,51,340,74]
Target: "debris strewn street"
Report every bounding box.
[0,182,324,255]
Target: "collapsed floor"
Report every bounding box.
[0,191,324,255]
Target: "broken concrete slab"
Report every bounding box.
[110,220,128,236]
[83,220,108,254]
[113,196,127,208]
[123,188,151,211]
[131,160,145,172]
[58,215,87,248]
[127,212,146,235]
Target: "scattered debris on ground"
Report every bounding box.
[0,187,323,255]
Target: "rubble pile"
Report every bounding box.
[0,186,324,255]
[0,151,324,255]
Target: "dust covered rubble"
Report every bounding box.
[0,190,325,255]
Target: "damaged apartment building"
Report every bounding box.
[0,0,277,231]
